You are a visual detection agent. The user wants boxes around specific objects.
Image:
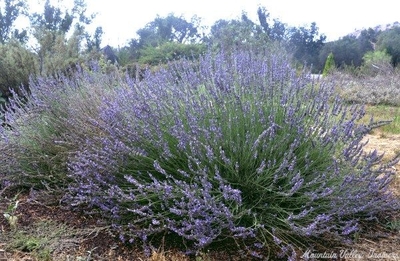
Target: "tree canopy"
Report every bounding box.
[0,0,27,43]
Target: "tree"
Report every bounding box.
[256,6,287,42]
[288,22,326,70]
[126,14,203,64]
[126,38,141,61]
[136,14,201,47]
[318,27,383,71]
[358,28,377,54]
[361,50,393,75]
[257,6,270,35]
[85,26,103,52]
[30,0,74,33]
[208,16,267,51]
[376,27,400,66]
[0,0,27,43]
[29,0,96,76]
[319,35,362,69]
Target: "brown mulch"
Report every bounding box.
[0,189,149,261]
[0,190,242,260]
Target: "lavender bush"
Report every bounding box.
[0,65,120,189]
[1,49,399,259]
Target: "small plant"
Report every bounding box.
[323,52,335,76]
[75,247,97,261]
[1,220,94,261]
[386,219,400,231]
[3,194,20,230]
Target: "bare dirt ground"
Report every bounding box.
[342,133,400,261]
[0,133,399,261]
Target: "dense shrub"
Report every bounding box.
[332,69,400,106]
[362,50,393,75]
[1,49,399,259]
[0,40,37,100]
[322,52,335,76]
[0,64,121,189]
[138,41,206,65]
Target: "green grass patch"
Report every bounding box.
[364,105,400,134]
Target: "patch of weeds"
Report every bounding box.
[386,219,400,232]
[3,221,66,260]
[6,233,50,260]
[195,252,213,261]
[74,248,97,261]
[381,114,400,134]
[2,193,20,230]
[364,105,400,134]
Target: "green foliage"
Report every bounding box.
[138,41,206,65]
[115,46,132,67]
[85,26,103,52]
[361,50,393,75]
[377,27,400,66]
[207,17,271,52]
[322,52,335,76]
[30,0,96,76]
[363,50,392,65]
[257,6,287,41]
[126,13,203,65]
[136,13,201,47]
[35,30,83,76]
[319,31,376,71]
[364,105,400,134]
[0,40,37,98]
[385,218,400,231]
[288,22,326,70]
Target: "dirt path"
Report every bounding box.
[363,133,400,195]
[345,133,400,261]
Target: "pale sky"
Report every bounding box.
[20,0,400,47]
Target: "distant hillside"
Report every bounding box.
[349,21,400,38]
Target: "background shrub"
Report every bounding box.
[138,41,206,65]
[333,69,400,106]
[362,50,393,76]
[0,40,37,100]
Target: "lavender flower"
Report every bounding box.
[2,47,399,259]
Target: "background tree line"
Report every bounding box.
[1,0,400,104]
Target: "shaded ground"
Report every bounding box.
[0,133,399,261]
